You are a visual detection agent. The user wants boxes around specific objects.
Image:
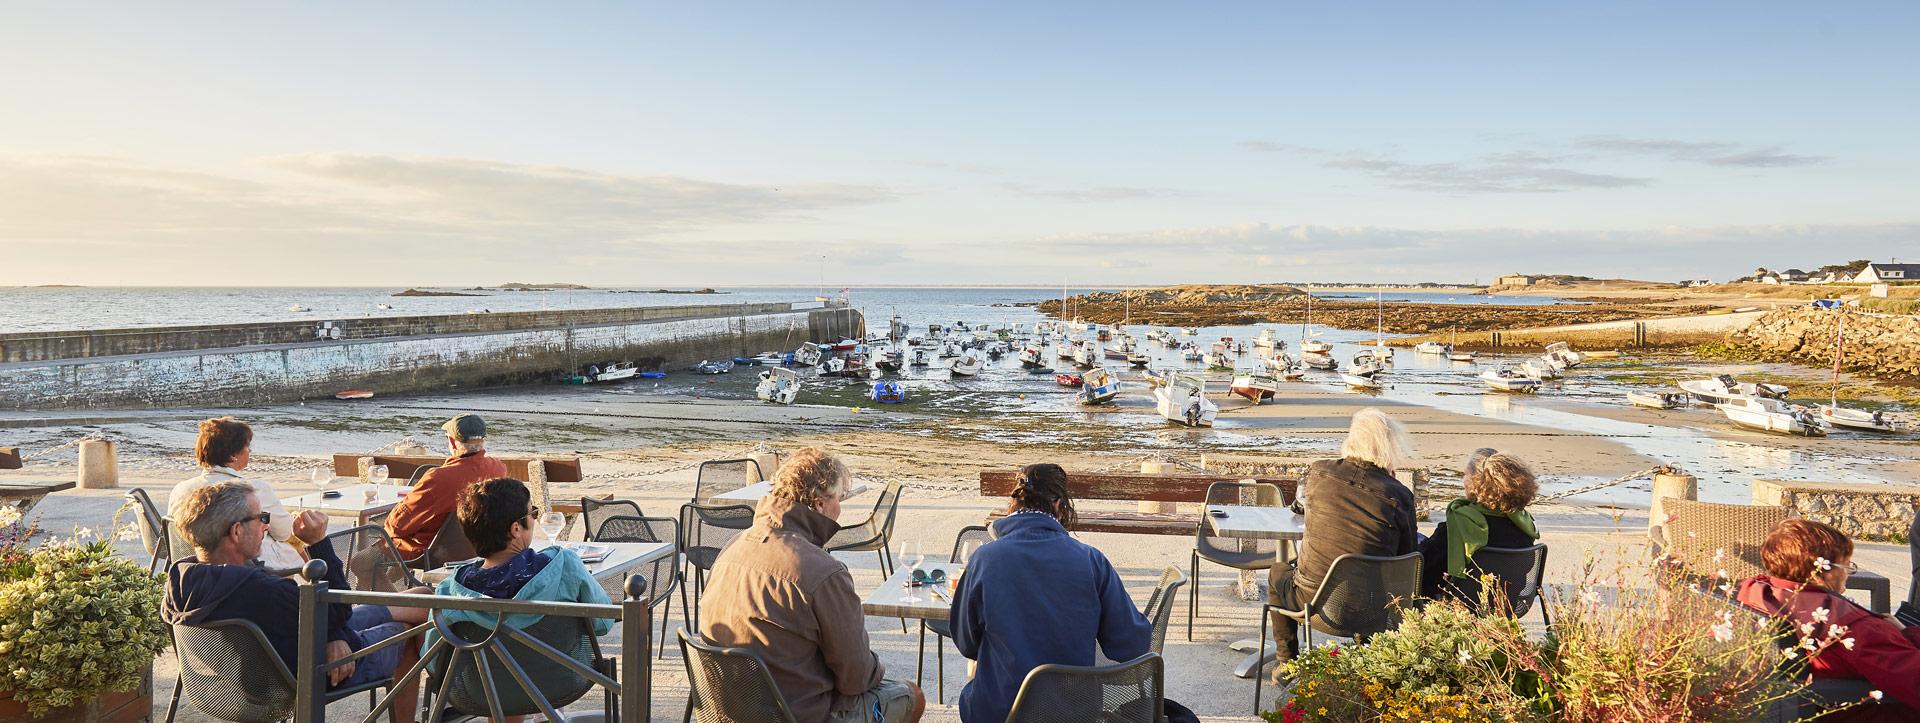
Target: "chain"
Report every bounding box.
[1540,465,1671,501]
[19,434,106,461]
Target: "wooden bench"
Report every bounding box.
[0,447,20,470]
[978,470,1297,536]
[329,453,583,485]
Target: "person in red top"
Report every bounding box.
[383,414,508,559]
[1736,519,1920,722]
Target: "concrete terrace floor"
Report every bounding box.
[18,476,1917,722]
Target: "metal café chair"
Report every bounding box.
[680,629,802,723]
[825,480,905,584]
[1189,480,1284,641]
[1141,565,1188,656]
[426,615,610,721]
[322,524,422,592]
[678,502,755,632]
[592,513,685,659]
[166,618,389,723]
[580,497,645,542]
[1005,653,1164,723]
[1254,552,1421,714]
[404,514,477,571]
[920,524,993,703]
[124,488,171,573]
[403,463,439,487]
[693,458,764,511]
[1445,544,1550,625]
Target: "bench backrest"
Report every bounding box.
[330,453,583,484]
[978,471,1297,504]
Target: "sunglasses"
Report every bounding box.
[237,511,270,528]
[909,568,948,586]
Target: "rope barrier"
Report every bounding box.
[1539,466,1666,501]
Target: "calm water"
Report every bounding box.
[0,285,1567,333]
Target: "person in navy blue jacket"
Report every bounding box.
[949,463,1154,723]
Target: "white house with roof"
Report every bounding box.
[1852,262,1920,283]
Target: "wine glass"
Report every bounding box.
[540,511,567,545]
[898,540,924,603]
[368,464,390,489]
[958,540,977,565]
[311,469,332,497]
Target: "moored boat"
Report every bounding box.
[1079,368,1122,405]
[949,353,985,377]
[1480,366,1542,393]
[1055,372,1083,387]
[1678,375,1789,405]
[1018,344,1044,367]
[869,381,908,404]
[1414,341,1450,355]
[692,359,735,375]
[1126,352,1152,367]
[1717,398,1826,437]
[1626,390,1687,409]
[1301,352,1337,370]
[1252,328,1283,350]
[793,342,824,367]
[1153,373,1218,427]
[1230,371,1281,404]
[1448,351,1477,363]
[756,368,801,405]
[1819,406,1904,433]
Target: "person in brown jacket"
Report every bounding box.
[383,414,507,559]
[699,447,925,723]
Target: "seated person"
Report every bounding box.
[1269,408,1418,674]
[1738,519,1920,722]
[163,482,429,720]
[168,416,305,570]
[950,463,1154,723]
[1419,450,1540,605]
[699,447,925,723]
[433,477,611,632]
[384,414,508,560]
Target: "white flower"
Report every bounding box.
[1870,690,1884,701]
[1719,582,1735,596]
[1783,648,1798,660]
[1458,648,1474,663]
[117,523,141,542]
[1715,568,1730,580]
[74,526,95,539]
[1813,607,1831,623]
[1714,548,1727,563]
[1800,622,1817,636]
[1716,610,1735,625]
[1842,637,1856,651]
[0,505,20,526]
[1580,590,1602,606]
[1802,637,1819,651]
[1710,621,1735,642]
[1815,557,1832,572]
[1828,624,1850,639]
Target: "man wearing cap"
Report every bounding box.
[383,414,508,560]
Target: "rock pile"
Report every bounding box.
[1730,307,1920,379]
[1041,285,1704,335]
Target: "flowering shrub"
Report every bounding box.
[1269,599,1544,722]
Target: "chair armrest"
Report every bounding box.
[1263,602,1309,622]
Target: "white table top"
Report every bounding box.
[421,541,676,585]
[713,480,870,503]
[285,483,406,516]
[862,561,962,621]
[1205,504,1305,541]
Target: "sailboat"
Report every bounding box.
[1300,292,1332,355]
[1817,309,1904,432]
[1355,290,1393,366]
[1446,328,1476,362]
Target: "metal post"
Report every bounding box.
[293,558,331,723]
[621,574,651,723]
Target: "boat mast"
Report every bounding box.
[1375,289,1384,349]
[1831,309,1844,408]
[1301,290,1311,345]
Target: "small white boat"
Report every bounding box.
[1264,353,1306,380]
[1448,351,1477,363]
[1126,352,1152,366]
[949,353,985,377]
[1717,398,1827,437]
[593,361,640,382]
[1679,376,1789,406]
[1181,345,1203,362]
[1340,371,1383,390]
[756,368,801,405]
[1300,339,1332,355]
[1819,406,1904,433]
[1626,390,1687,409]
[1230,371,1281,404]
[375,303,393,310]
[1079,367,1122,405]
[1202,350,1233,371]
[1056,342,1075,360]
[288,304,310,313]
[910,347,930,367]
[1481,366,1542,393]
[1544,342,1583,369]
[874,348,905,372]
[1018,345,1044,367]
[1153,373,1218,426]
[1521,358,1560,380]
[1252,328,1284,350]
[1301,352,1337,370]
[793,343,824,367]
[1414,341,1450,355]
[1353,347,1393,367]
[1072,341,1097,369]
[1182,328,1198,336]
[691,359,735,375]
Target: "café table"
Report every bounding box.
[1204,504,1306,680]
[862,560,963,693]
[418,540,676,588]
[712,480,869,504]
[1,479,75,528]
[284,482,406,526]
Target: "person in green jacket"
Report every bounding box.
[1418,450,1540,606]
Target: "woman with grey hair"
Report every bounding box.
[1419,451,1541,604]
[1264,408,1417,678]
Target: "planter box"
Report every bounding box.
[0,666,151,723]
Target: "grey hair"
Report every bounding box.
[1341,407,1412,472]
[179,481,256,555]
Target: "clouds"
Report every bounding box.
[1574,137,1827,167]
[997,182,1188,202]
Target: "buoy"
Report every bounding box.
[850,407,860,414]
[1018,394,1026,400]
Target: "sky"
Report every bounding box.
[1,3,1915,287]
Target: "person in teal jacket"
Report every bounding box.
[429,477,612,652]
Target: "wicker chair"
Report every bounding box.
[679,502,756,632]
[679,629,802,723]
[1189,480,1284,641]
[1255,552,1421,713]
[427,615,609,721]
[324,524,422,592]
[825,480,905,583]
[125,488,170,573]
[166,619,388,723]
[580,497,645,542]
[1440,544,1550,625]
[920,524,994,703]
[693,458,764,510]
[1005,652,1164,723]
[591,514,684,658]
[1141,565,1188,656]
[1658,498,1892,612]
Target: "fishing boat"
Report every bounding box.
[592,361,640,382]
[1626,390,1687,409]
[1079,368,1122,405]
[1717,398,1827,437]
[1153,373,1218,427]
[1521,358,1560,381]
[692,359,735,375]
[1414,341,1450,355]
[1252,328,1284,350]
[1480,366,1542,393]
[873,348,904,372]
[1072,341,1097,369]
[949,353,985,377]
[1116,335,1137,353]
[1264,353,1306,380]
[1301,352,1337,371]
[1104,345,1130,360]
[1056,342,1075,360]
[869,381,908,404]
[1230,371,1281,404]
[756,368,801,405]
[1126,352,1152,366]
[1055,372,1083,387]
[1181,344,1203,362]
[1678,375,1789,405]
[793,342,824,367]
[1018,344,1044,367]
[1203,350,1233,371]
[910,347,931,367]
[1544,342,1582,369]
[334,389,375,400]
[1815,308,1904,432]
[829,338,860,351]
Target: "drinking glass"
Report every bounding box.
[368,464,390,488]
[540,512,567,544]
[311,468,331,495]
[898,541,924,603]
[959,540,977,564]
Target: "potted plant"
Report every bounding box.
[0,509,169,721]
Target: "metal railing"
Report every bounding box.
[293,559,653,723]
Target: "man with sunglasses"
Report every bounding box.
[164,481,430,720]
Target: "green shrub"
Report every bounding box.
[0,533,170,716]
[1861,297,1920,315]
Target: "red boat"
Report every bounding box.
[334,389,375,400]
[1055,373,1083,387]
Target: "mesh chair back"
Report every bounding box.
[422,512,478,569]
[1463,544,1548,617]
[591,514,681,608]
[404,463,439,487]
[950,524,993,563]
[162,515,195,566]
[679,629,801,723]
[825,480,903,552]
[1140,566,1187,655]
[580,497,645,542]
[324,524,421,592]
[173,620,297,722]
[1006,652,1163,723]
[1195,481,1282,569]
[1662,498,1787,581]
[1308,552,1421,639]
[438,615,599,717]
[680,503,755,572]
[125,488,169,569]
[694,458,764,503]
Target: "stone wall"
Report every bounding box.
[1753,479,1918,541]
[1730,306,1920,379]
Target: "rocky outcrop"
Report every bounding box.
[1040,284,1705,335]
[1730,307,1920,379]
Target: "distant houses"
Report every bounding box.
[1852,262,1920,283]
[1495,274,1534,287]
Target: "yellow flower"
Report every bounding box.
[1317,707,1328,716]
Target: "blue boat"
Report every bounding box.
[637,371,667,379]
[869,381,908,404]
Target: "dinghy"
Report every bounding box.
[1153,373,1218,427]
[1480,366,1542,393]
[869,381,908,404]
[949,353,985,377]
[756,368,801,405]
[1448,351,1477,363]
[1055,372,1083,387]
[1819,406,1904,433]
[334,389,375,400]
[1414,341,1450,355]
[1717,398,1827,437]
[874,348,905,372]
[692,359,735,375]
[1301,352,1337,371]
[1678,375,1789,405]
[1626,390,1687,409]
[1079,368,1122,405]
[1230,371,1281,404]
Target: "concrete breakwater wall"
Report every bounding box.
[0,304,863,411]
[1730,307,1920,379]
[1398,311,1765,351]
